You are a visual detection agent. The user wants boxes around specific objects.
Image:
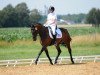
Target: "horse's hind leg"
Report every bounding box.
[54,45,62,64]
[66,43,74,64]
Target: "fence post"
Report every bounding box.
[80,56,83,63]
[30,59,34,66]
[94,56,97,62]
[6,61,10,67]
[59,57,62,64]
[14,60,17,67]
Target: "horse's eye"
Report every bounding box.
[31,27,34,30]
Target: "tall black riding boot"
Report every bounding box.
[53,35,56,45]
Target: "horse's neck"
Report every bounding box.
[38,27,48,40]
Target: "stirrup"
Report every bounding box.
[54,42,57,46]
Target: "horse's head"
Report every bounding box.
[31,23,43,41]
[31,24,38,41]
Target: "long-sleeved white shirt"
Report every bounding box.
[47,12,57,26]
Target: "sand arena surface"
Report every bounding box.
[0,62,100,75]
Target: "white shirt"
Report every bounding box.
[47,12,57,26]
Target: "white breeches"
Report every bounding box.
[50,25,56,35]
[44,24,56,35]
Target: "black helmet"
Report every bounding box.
[49,6,55,12]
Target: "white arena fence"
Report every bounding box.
[0,55,100,67]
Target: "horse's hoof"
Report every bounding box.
[51,63,53,65]
[72,61,75,64]
[50,62,53,65]
[54,61,57,64]
[35,61,38,65]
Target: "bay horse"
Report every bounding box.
[31,23,74,65]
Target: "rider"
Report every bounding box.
[44,6,57,40]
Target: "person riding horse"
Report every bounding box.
[44,6,57,41]
[31,6,74,65]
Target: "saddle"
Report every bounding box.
[48,27,62,39]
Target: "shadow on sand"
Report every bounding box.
[54,63,86,66]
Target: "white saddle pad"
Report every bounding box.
[48,28,62,39]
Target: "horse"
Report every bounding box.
[31,23,74,65]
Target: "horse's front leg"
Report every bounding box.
[35,47,44,65]
[54,45,62,64]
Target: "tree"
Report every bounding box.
[0,3,43,27]
[15,2,30,27]
[59,13,86,24]
[29,9,42,24]
[96,9,100,27]
[0,10,4,27]
[0,4,16,27]
[86,8,100,27]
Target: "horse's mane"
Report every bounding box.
[35,23,43,26]
[35,23,48,39]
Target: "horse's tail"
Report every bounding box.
[65,29,72,41]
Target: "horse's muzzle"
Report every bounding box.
[33,37,36,41]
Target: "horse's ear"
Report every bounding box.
[30,23,35,28]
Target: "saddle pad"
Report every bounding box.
[48,28,62,39]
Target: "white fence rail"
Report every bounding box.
[0,55,100,67]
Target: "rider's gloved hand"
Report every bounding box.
[43,24,46,26]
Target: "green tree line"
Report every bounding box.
[0,2,41,27]
[86,8,100,27]
[58,13,86,23]
[0,2,100,27]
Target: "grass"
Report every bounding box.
[0,28,31,42]
[0,25,100,60]
[0,43,99,60]
[0,34,100,60]
[72,33,100,47]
